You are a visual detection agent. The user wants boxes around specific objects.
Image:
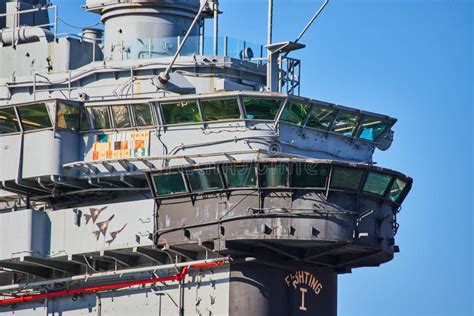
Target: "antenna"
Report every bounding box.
[295,0,330,44]
[266,0,330,92]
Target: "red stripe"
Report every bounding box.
[0,261,223,306]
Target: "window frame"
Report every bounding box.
[16,101,54,133]
[277,99,312,127]
[222,163,258,189]
[387,177,408,203]
[131,103,155,127]
[290,162,330,189]
[355,115,394,142]
[328,165,366,192]
[200,97,243,123]
[184,167,226,193]
[89,105,113,130]
[148,161,411,205]
[303,103,338,131]
[259,163,290,188]
[110,104,133,129]
[159,99,203,126]
[362,171,394,197]
[55,100,83,132]
[0,106,22,135]
[153,171,189,196]
[240,96,285,122]
[330,110,363,137]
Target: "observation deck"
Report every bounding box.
[0,91,398,206]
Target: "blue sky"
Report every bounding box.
[54,0,473,315]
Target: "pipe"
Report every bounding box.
[267,0,273,47]
[213,0,219,56]
[158,1,208,84]
[266,0,273,90]
[0,26,53,46]
[0,260,225,306]
[0,257,228,293]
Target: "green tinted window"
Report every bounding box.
[201,98,241,121]
[161,101,201,124]
[331,112,360,136]
[80,108,90,130]
[154,172,187,195]
[292,164,329,188]
[57,103,80,131]
[133,104,153,126]
[280,102,311,126]
[261,164,288,187]
[18,103,52,131]
[389,178,407,202]
[0,107,20,134]
[357,117,390,141]
[224,165,257,188]
[187,168,224,192]
[330,167,364,190]
[306,106,336,130]
[243,98,282,120]
[363,172,392,196]
[111,105,131,128]
[91,106,111,129]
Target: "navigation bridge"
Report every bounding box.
[0,1,412,315]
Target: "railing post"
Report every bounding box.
[148,38,152,59]
[298,60,301,96]
[68,71,71,100]
[92,40,96,62]
[130,67,134,97]
[278,54,283,93]
[54,5,58,41]
[177,36,181,55]
[224,36,228,57]
[33,73,36,101]
[199,21,205,55]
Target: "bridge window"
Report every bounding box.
[161,101,201,124]
[224,164,257,188]
[357,117,390,141]
[306,106,336,130]
[201,98,241,121]
[91,106,111,129]
[57,103,80,131]
[186,168,224,192]
[133,104,153,126]
[0,107,20,134]
[154,172,187,195]
[331,112,360,136]
[389,178,407,202]
[18,103,52,131]
[243,98,282,120]
[111,105,132,128]
[80,108,91,130]
[261,164,288,187]
[280,101,311,126]
[292,163,329,188]
[363,172,392,196]
[330,167,364,190]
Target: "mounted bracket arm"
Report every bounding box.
[157,0,211,86]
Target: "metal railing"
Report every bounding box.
[119,35,266,64]
[0,4,58,44]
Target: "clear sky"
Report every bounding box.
[53,0,473,315]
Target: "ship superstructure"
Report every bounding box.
[0,1,412,315]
